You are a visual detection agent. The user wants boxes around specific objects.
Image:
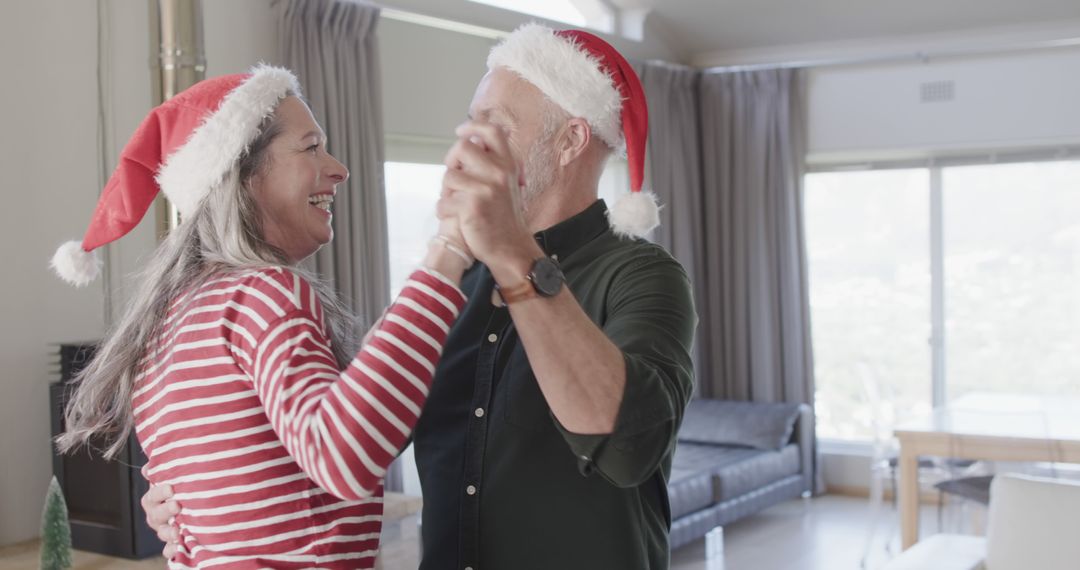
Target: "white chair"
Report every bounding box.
[859,363,961,567]
[881,473,1080,570]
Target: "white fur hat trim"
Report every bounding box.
[487,23,625,153]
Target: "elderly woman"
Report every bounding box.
[51,66,471,569]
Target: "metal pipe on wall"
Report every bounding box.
[149,0,205,238]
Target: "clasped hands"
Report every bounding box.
[430,121,541,278]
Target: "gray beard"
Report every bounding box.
[519,139,558,213]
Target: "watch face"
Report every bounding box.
[530,257,565,297]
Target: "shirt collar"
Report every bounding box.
[533,199,611,262]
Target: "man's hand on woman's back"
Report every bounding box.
[141,464,181,559]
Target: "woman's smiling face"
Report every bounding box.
[249,96,349,263]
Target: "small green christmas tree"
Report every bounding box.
[39,476,72,570]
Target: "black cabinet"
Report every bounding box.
[49,343,163,559]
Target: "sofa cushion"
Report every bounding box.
[667,466,715,520]
[671,442,764,518]
[713,443,801,502]
[679,398,801,451]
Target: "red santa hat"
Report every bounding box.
[487,23,658,238]
[51,64,300,286]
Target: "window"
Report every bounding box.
[384,162,443,299]
[943,161,1080,403]
[805,169,932,441]
[467,0,613,33]
[470,0,585,25]
[806,159,1080,441]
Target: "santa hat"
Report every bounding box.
[487,23,658,238]
[51,64,300,286]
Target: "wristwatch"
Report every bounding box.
[494,256,565,306]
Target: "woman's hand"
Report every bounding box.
[437,122,544,289]
[422,212,473,284]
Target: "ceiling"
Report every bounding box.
[381,0,1080,65]
[633,0,1080,61]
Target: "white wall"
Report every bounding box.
[202,0,281,75]
[806,47,1080,163]
[200,1,491,144]
[0,0,153,546]
[381,17,494,144]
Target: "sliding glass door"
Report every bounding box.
[805,169,931,440]
[943,161,1080,403]
[806,158,1080,441]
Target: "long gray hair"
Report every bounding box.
[56,109,357,458]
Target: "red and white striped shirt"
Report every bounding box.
[132,266,465,569]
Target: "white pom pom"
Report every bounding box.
[608,191,660,238]
[51,240,102,287]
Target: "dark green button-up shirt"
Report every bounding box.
[413,199,697,570]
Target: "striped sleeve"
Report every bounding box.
[235,268,466,501]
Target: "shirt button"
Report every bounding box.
[474,407,485,418]
[466,485,477,496]
[580,455,590,461]
[487,333,498,343]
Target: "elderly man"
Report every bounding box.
[145,23,696,570]
[417,23,697,570]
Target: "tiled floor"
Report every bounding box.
[0,495,947,570]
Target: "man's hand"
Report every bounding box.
[140,465,181,559]
[438,121,540,279]
[433,207,473,265]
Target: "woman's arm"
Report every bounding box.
[241,254,466,500]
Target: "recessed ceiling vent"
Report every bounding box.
[920,80,955,103]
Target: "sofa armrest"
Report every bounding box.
[794,403,813,495]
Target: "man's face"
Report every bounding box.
[467,68,562,211]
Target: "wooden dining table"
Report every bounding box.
[893,392,1080,550]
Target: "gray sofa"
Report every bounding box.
[668,399,814,548]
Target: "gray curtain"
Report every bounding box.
[276,0,389,329]
[636,62,708,372]
[276,0,396,487]
[698,68,814,407]
[640,63,821,491]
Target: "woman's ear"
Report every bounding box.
[558,117,592,167]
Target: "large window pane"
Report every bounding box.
[806,169,932,440]
[384,162,443,297]
[468,0,587,26]
[943,161,1080,402]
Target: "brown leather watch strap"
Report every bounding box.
[494,279,537,306]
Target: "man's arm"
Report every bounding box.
[487,245,627,434]
[493,249,697,486]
